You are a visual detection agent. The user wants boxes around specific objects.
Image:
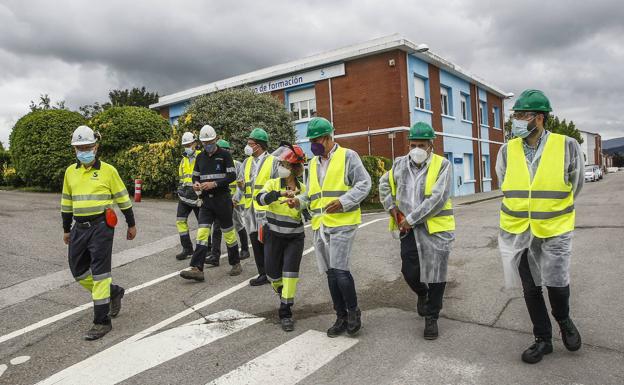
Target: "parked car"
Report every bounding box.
[585,165,600,182]
[607,167,619,173]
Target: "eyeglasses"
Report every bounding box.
[512,112,537,120]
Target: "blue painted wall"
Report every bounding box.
[407,54,433,126]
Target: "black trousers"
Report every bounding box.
[190,193,239,269]
[518,250,570,340]
[264,230,305,319]
[209,219,249,257]
[68,219,122,325]
[176,201,199,251]
[400,231,446,319]
[250,228,265,276]
[326,269,358,318]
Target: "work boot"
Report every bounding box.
[521,338,553,364]
[249,274,269,286]
[327,317,348,338]
[281,317,295,332]
[109,287,125,318]
[417,295,427,317]
[84,323,112,341]
[229,263,242,276]
[205,255,220,268]
[424,317,438,340]
[175,248,193,260]
[558,318,582,351]
[240,250,251,260]
[180,267,205,282]
[347,308,362,336]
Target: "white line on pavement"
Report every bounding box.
[208,330,358,385]
[0,216,387,346]
[36,309,264,385]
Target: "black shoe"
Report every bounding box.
[417,295,427,317]
[521,338,553,364]
[281,317,295,332]
[327,317,348,338]
[205,256,220,268]
[84,323,112,341]
[240,250,250,260]
[558,318,582,351]
[249,274,269,286]
[347,308,362,336]
[109,287,125,318]
[424,317,439,340]
[175,248,193,260]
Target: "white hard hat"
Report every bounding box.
[181,132,196,145]
[71,125,97,146]
[199,125,217,142]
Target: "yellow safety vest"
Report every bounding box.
[308,146,361,230]
[61,160,132,217]
[388,153,455,234]
[260,178,307,234]
[242,154,275,211]
[500,133,575,238]
[178,150,201,186]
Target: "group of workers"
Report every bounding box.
[60,89,584,364]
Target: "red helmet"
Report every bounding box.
[272,144,307,164]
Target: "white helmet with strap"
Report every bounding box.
[181,132,196,145]
[71,125,98,146]
[199,125,217,141]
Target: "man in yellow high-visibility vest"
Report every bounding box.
[379,122,455,340]
[287,117,371,338]
[61,125,137,340]
[496,90,584,364]
[175,132,201,260]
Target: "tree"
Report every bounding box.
[9,109,86,190]
[177,88,295,160]
[79,102,110,119]
[109,87,159,108]
[29,94,67,112]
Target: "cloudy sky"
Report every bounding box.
[1,0,623,146]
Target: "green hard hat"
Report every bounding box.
[248,127,269,143]
[512,89,552,112]
[217,139,231,149]
[408,122,436,140]
[306,117,334,139]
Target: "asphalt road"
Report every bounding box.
[0,172,622,385]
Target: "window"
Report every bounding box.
[463,154,474,180]
[479,101,488,126]
[288,88,316,121]
[482,155,490,178]
[440,86,450,116]
[414,76,426,110]
[493,106,500,128]
[460,93,471,121]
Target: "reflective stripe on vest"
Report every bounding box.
[388,154,455,234]
[242,155,275,211]
[308,146,361,230]
[500,133,575,237]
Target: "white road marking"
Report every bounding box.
[37,309,263,385]
[0,216,386,346]
[9,356,30,365]
[0,364,6,377]
[208,330,358,385]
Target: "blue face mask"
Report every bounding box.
[76,150,96,164]
[184,147,195,156]
[511,118,536,138]
[203,143,216,153]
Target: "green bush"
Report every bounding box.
[361,155,389,204]
[113,137,179,196]
[2,165,23,187]
[9,109,86,190]
[89,106,171,159]
[177,88,295,159]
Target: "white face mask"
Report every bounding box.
[409,147,429,164]
[277,165,291,178]
[244,145,254,156]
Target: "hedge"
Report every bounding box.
[361,155,391,204]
